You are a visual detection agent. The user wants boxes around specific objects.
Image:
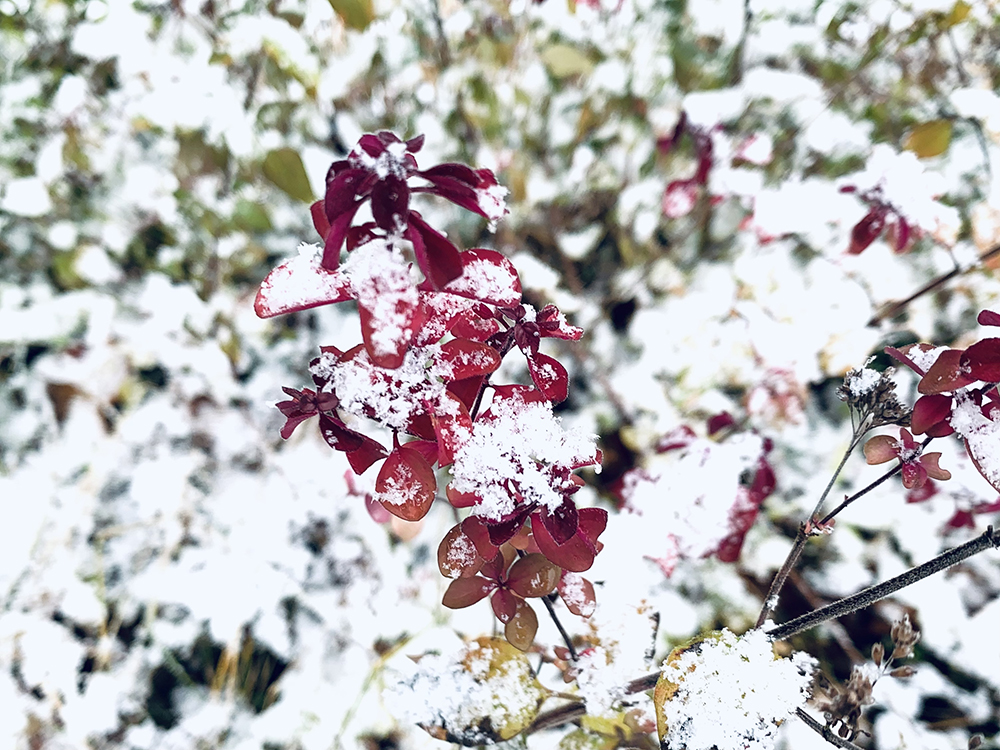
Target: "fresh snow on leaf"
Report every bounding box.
[450,391,599,520]
[658,628,815,750]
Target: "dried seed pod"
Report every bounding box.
[889,666,915,678]
[969,734,984,750]
[871,642,884,666]
[890,614,920,660]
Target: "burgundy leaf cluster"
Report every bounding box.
[840,184,916,254]
[255,132,607,650]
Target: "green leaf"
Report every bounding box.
[904,120,953,159]
[541,43,594,79]
[262,148,314,203]
[326,0,374,31]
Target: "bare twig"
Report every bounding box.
[796,707,868,750]
[768,527,1000,641]
[867,243,1000,327]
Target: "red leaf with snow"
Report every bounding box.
[438,523,484,578]
[918,349,976,394]
[358,296,424,370]
[442,248,523,308]
[537,304,584,341]
[557,572,596,618]
[431,394,473,466]
[460,515,499,560]
[447,484,480,509]
[254,254,353,319]
[656,425,697,452]
[442,576,494,609]
[526,352,569,403]
[370,175,410,234]
[401,439,438,467]
[507,554,560,598]
[486,505,534,547]
[441,339,502,380]
[375,446,436,521]
[961,338,1000,382]
[321,209,360,270]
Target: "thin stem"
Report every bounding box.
[541,592,577,661]
[867,243,1000,327]
[758,432,865,627]
[769,526,1000,641]
[820,462,902,525]
[796,708,868,750]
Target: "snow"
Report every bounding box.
[450,391,599,520]
[658,628,816,750]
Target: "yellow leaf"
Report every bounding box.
[541,43,594,79]
[943,0,971,27]
[904,120,953,159]
[262,148,314,203]
[326,0,374,31]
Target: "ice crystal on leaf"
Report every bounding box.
[655,628,815,750]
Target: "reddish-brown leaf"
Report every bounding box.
[460,516,499,560]
[978,310,1000,327]
[317,414,364,453]
[441,248,523,308]
[440,339,502,380]
[442,576,494,609]
[358,297,424,370]
[491,588,518,623]
[504,599,539,651]
[538,499,579,546]
[531,517,596,573]
[507,554,560,598]
[407,213,463,290]
[254,257,353,319]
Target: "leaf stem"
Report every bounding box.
[795,707,867,750]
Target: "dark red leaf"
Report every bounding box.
[345,435,389,475]
[318,413,364,452]
[357,134,386,158]
[978,310,1000,327]
[406,213,464,290]
[321,209,360,271]
[961,338,1000,382]
[892,216,911,253]
[707,411,736,436]
[310,199,330,238]
[375,446,437,521]
[419,163,479,185]
[531,515,596,573]
[447,376,485,412]
[536,305,584,341]
[491,588,518,623]
[655,425,697,452]
[918,349,976,394]
[370,175,410,234]
[479,550,509,581]
[848,208,886,254]
[538,499,579,546]
[405,134,425,153]
[442,576,494,609]
[279,411,315,440]
[401,438,438,466]
[447,484,480,509]
[911,394,953,435]
[486,505,534,547]
[526,352,569,403]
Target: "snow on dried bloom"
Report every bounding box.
[385,637,546,745]
[450,390,600,521]
[655,628,815,750]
